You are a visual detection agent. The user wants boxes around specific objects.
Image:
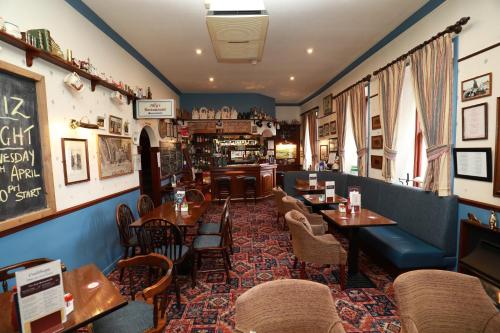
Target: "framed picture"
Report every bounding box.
[323,94,332,116]
[371,135,383,149]
[493,98,500,196]
[323,123,329,136]
[96,116,106,130]
[462,103,487,141]
[371,155,383,170]
[320,145,328,161]
[329,138,338,152]
[461,73,492,102]
[97,134,133,179]
[318,125,323,137]
[330,121,337,135]
[371,115,381,130]
[453,147,492,182]
[61,138,90,185]
[109,115,123,135]
[124,121,130,136]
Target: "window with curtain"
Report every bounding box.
[394,65,427,186]
[303,117,312,170]
[343,99,358,174]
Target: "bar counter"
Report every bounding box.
[210,163,277,200]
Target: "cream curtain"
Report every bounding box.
[307,110,318,169]
[377,60,406,182]
[410,34,453,196]
[349,82,368,176]
[334,92,349,171]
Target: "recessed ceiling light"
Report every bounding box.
[209,77,214,82]
[196,49,202,55]
[289,76,295,81]
[307,48,314,54]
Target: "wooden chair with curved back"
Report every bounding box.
[191,200,232,286]
[1,258,67,292]
[92,253,174,333]
[185,188,205,204]
[197,197,233,254]
[137,194,155,217]
[116,203,139,280]
[138,219,190,308]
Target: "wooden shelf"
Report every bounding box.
[0,31,136,104]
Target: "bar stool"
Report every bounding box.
[215,176,231,204]
[238,176,257,204]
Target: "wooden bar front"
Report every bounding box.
[210,164,277,200]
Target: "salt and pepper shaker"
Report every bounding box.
[488,210,497,230]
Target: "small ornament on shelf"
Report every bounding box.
[489,210,497,230]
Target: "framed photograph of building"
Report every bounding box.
[97,135,133,179]
[323,94,332,116]
[109,115,123,135]
[462,73,492,102]
[61,138,90,185]
[320,145,328,161]
[330,121,337,135]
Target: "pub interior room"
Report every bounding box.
[1,0,500,332]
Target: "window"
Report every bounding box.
[303,117,312,170]
[394,65,427,186]
[343,98,358,174]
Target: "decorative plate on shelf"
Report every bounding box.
[221,106,230,119]
[199,107,208,119]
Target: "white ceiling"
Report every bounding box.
[83,0,428,103]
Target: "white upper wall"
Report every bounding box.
[301,0,500,206]
[276,106,301,122]
[0,0,179,210]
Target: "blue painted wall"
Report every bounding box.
[181,93,276,118]
[0,190,140,286]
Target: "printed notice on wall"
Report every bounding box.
[456,151,488,178]
[15,260,66,333]
[0,70,47,221]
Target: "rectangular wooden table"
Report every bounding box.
[294,180,326,193]
[303,194,347,206]
[130,201,210,228]
[0,264,127,333]
[321,209,397,287]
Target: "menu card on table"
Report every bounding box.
[309,173,317,187]
[348,186,361,213]
[15,260,66,333]
[325,181,335,201]
[174,188,188,212]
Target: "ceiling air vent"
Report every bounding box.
[206,0,269,63]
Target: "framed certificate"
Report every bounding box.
[453,148,492,182]
[462,103,488,141]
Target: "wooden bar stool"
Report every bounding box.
[238,176,257,204]
[214,176,231,204]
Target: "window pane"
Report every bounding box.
[344,99,358,174]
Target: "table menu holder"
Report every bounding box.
[14,260,66,333]
[309,173,317,188]
[325,181,335,202]
[348,186,361,214]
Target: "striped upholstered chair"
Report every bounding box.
[285,210,346,289]
[235,279,346,333]
[394,270,500,333]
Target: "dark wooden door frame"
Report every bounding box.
[138,129,162,206]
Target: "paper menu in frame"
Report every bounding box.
[309,173,317,187]
[15,260,66,333]
[348,185,361,213]
[325,181,335,200]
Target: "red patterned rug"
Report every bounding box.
[107,199,401,332]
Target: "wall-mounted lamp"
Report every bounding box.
[70,117,99,129]
[255,120,263,128]
[266,121,272,128]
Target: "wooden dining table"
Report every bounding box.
[130,200,210,228]
[0,264,127,333]
[294,180,326,193]
[321,208,397,287]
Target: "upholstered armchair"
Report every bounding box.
[285,210,347,289]
[235,279,346,333]
[282,196,327,235]
[394,270,500,333]
[272,187,287,228]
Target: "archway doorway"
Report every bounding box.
[138,127,161,205]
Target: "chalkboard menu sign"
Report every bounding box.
[159,142,183,179]
[0,61,55,233]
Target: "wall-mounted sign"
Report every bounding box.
[134,99,175,119]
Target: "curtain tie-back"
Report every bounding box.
[427,144,450,161]
[383,146,397,160]
[357,147,367,157]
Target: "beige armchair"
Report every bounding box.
[235,279,346,333]
[285,210,347,289]
[282,196,327,235]
[272,187,287,228]
[394,270,500,333]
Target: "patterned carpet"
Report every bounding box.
[107,198,401,332]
